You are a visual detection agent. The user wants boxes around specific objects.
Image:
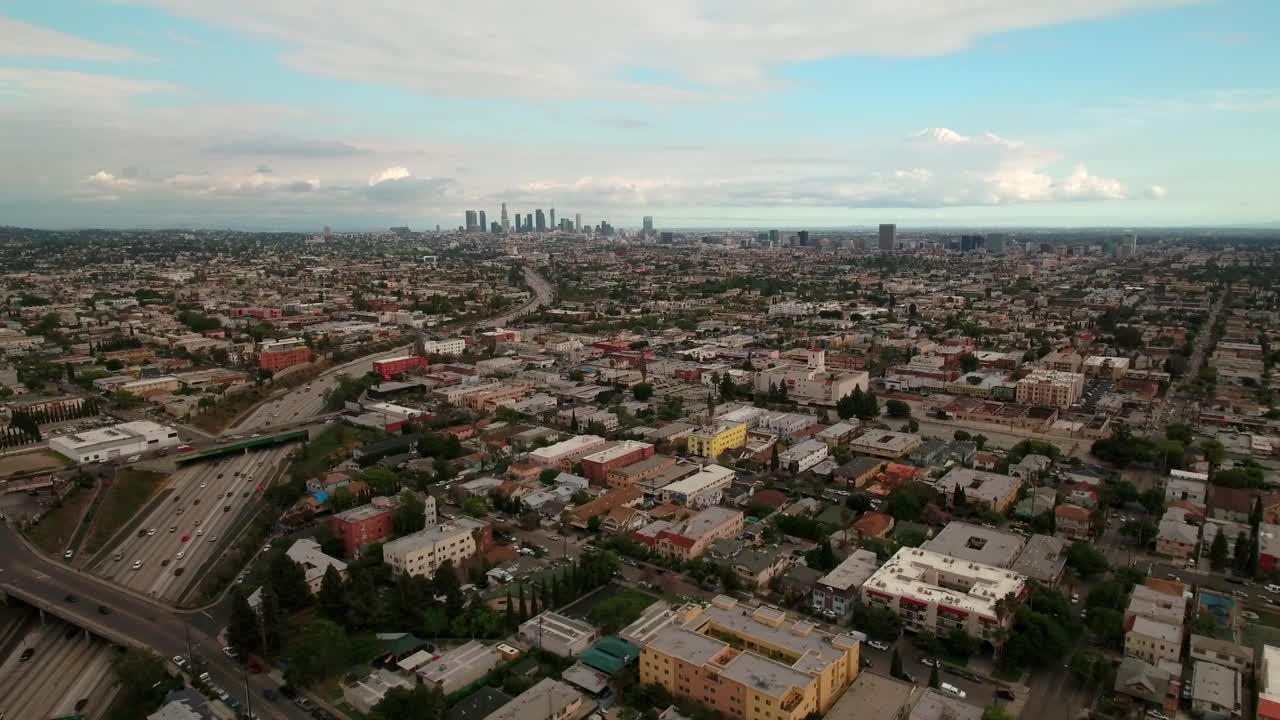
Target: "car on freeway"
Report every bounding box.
[64,593,77,603]
[127,455,141,462]
[176,551,185,559]
[98,605,110,615]
[19,648,34,662]
[200,482,207,488]
[170,525,177,532]
[178,445,194,452]
[223,646,238,659]
[132,560,143,570]
[148,528,157,536]
[181,535,190,542]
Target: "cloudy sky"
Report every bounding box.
[1,0,1276,230]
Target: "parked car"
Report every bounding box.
[921,658,940,668]
[941,683,966,699]
[866,640,891,652]
[996,689,1016,701]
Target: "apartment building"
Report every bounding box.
[848,431,922,460]
[752,350,869,407]
[580,441,655,484]
[286,538,349,593]
[1015,369,1085,409]
[422,338,467,356]
[861,547,1027,644]
[382,518,485,578]
[1125,616,1184,665]
[258,337,312,371]
[331,495,409,557]
[660,464,736,508]
[778,439,829,474]
[519,612,596,657]
[606,454,677,489]
[687,422,748,459]
[121,375,180,398]
[934,468,1023,514]
[812,549,879,622]
[528,435,607,469]
[416,641,503,695]
[482,679,583,720]
[652,506,745,561]
[639,596,861,720]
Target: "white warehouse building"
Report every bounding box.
[48,420,181,463]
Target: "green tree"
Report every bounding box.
[929,663,940,688]
[890,648,904,680]
[394,490,427,535]
[632,382,654,402]
[886,399,911,419]
[109,650,178,720]
[284,619,352,688]
[226,589,261,660]
[982,706,1013,720]
[1065,541,1108,578]
[371,684,447,720]
[1234,532,1254,575]
[317,565,348,622]
[953,430,971,442]
[959,353,980,373]
[1210,530,1229,571]
[267,551,311,610]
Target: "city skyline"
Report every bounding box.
[0,1,1276,230]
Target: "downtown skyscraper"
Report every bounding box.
[500,203,509,232]
[535,209,546,232]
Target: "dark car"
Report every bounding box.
[996,689,1016,701]
[97,605,110,615]
[64,593,77,603]
[19,648,34,662]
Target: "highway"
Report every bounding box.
[0,610,119,719]
[0,523,314,720]
[233,345,411,434]
[91,446,292,602]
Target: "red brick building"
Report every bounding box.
[331,497,399,557]
[230,307,283,319]
[258,338,311,371]
[580,441,655,484]
[372,354,428,380]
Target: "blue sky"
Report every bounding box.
[0,0,1276,230]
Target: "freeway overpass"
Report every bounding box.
[0,524,316,720]
[174,429,309,465]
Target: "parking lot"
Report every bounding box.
[90,446,291,602]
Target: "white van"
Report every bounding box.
[941,683,966,699]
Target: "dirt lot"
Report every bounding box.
[27,486,95,555]
[0,450,68,477]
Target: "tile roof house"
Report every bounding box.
[1055,503,1092,540]
[853,511,895,539]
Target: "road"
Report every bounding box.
[91,446,292,603]
[1148,291,1223,436]
[485,266,554,327]
[233,346,411,434]
[0,610,119,719]
[0,523,316,720]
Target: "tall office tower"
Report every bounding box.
[491,221,500,233]
[878,223,897,251]
[986,233,1007,254]
[960,234,984,252]
[465,211,478,232]
[1125,231,1138,255]
[478,210,487,233]
[660,231,674,243]
[642,216,654,234]
[525,213,533,233]
[768,229,780,246]
[575,213,582,231]
[500,203,510,232]
[549,208,556,228]
[797,230,810,246]
[535,209,546,232]
[514,215,521,232]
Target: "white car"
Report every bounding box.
[147,528,157,536]
[1265,584,1280,594]
[921,658,940,668]
[1071,593,1080,604]
[127,455,141,463]
[63,550,73,560]
[941,683,966,699]
[866,640,891,652]
[200,482,207,489]
[132,560,143,570]
[175,551,185,560]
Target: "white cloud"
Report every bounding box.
[1147,184,1168,199]
[368,166,411,186]
[123,0,1195,100]
[0,17,137,61]
[1059,164,1127,200]
[83,170,138,190]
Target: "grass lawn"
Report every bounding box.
[561,586,658,633]
[82,468,169,554]
[0,449,68,477]
[28,486,95,554]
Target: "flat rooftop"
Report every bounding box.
[816,549,880,592]
[520,611,595,644]
[924,522,1026,569]
[863,547,1027,620]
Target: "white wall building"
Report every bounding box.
[660,464,736,508]
[779,439,829,474]
[518,612,596,657]
[382,518,485,578]
[48,420,181,463]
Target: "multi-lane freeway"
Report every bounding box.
[0,609,120,719]
[91,446,292,603]
[0,523,316,720]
